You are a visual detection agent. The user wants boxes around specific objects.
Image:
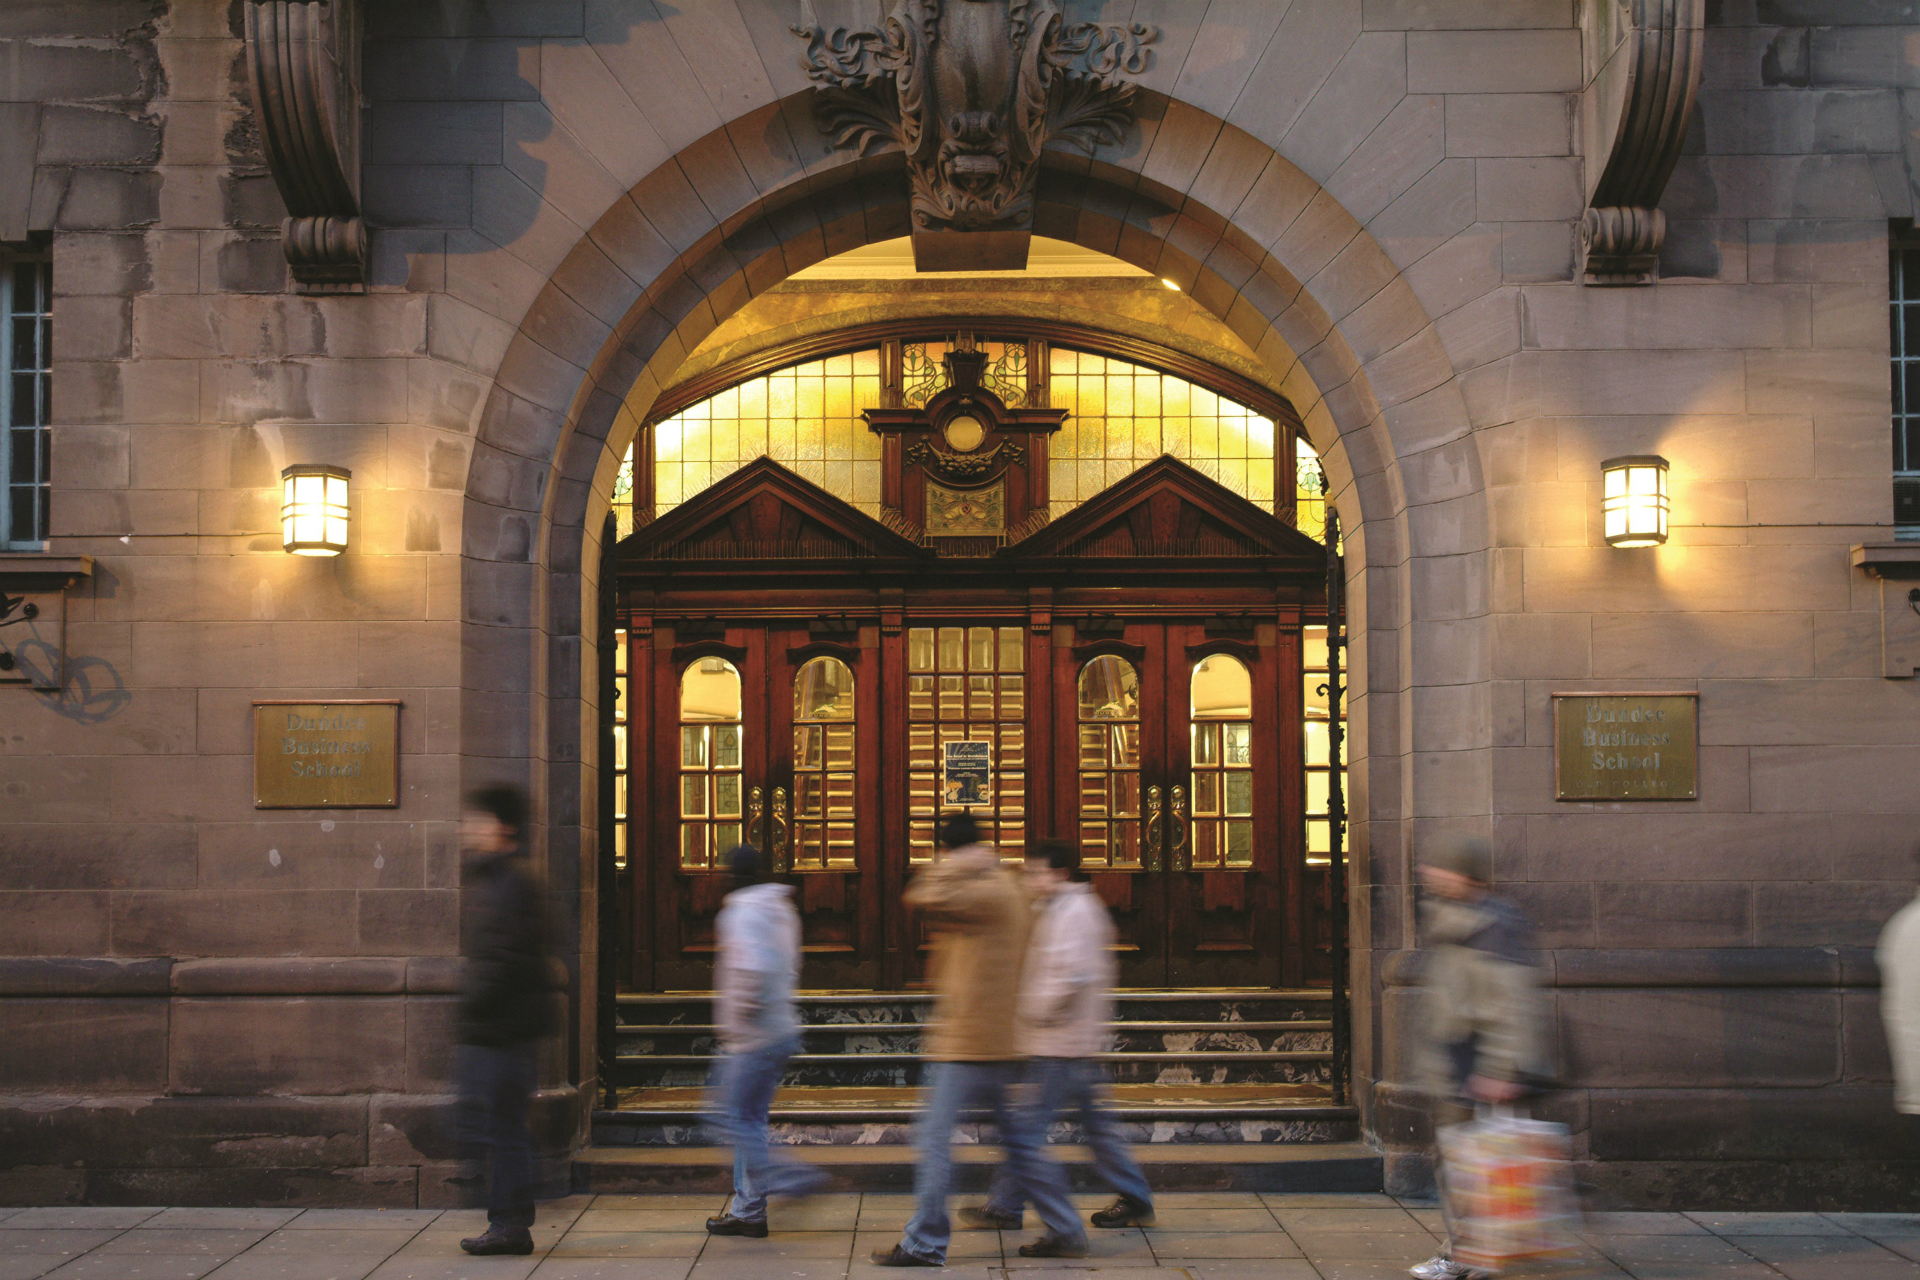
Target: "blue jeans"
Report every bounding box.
[898,1061,1087,1263]
[986,1057,1153,1215]
[708,1035,826,1220]
[455,1042,537,1232]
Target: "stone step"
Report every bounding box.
[613,989,1337,1090]
[594,1083,1358,1147]
[574,1140,1384,1195]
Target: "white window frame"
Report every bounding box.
[1,247,52,550]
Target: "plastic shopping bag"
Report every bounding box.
[1437,1108,1580,1271]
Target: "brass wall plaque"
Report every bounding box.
[1553,692,1698,801]
[254,700,401,808]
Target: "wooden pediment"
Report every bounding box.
[622,457,927,562]
[1004,455,1327,561]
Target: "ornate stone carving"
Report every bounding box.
[793,0,1156,271]
[244,0,367,293]
[1578,0,1704,285]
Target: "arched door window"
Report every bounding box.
[1076,655,1143,870]
[679,658,743,870]
[793,656,857,871]
[1190,654,1254,869]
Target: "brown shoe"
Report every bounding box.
[1091,1195,1155,1228]
[957,1205,1023,1230]
[870,1242,941,1266]
[1018,1233,1089,1258]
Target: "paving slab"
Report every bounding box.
[279,1212,443,1232]
[45,1256,227,1280]
[94,1230,272,1257]
[1148,1229,1306,1259]
[198,1256,389,1280]
[526,1262,695,1280]
[145,1211,304,1231]
[2,1208,161,1230]
[539,1231,710,1258]
[0,1232,122,1258]
[1697,1212,1859,1237]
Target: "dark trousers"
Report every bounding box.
[456,1042,538,1231]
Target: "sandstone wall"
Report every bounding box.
[0,0,1915,1206]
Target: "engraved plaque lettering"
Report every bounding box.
[1553,692,1698,801]
[254,700,401,808]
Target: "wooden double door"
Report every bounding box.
[636,615,1301,992]
[1056,622,1294,988]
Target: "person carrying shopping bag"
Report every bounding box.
[1407,834,1555,1280]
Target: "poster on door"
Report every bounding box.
[942,740,993,807]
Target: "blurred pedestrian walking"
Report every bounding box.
[1407,834,1550,1280]
[1877,877,1920,1114]
[960,837,1154,1232]
[870,815,1089,1267]
[455,784,552,1258]
[706,843,826,1237]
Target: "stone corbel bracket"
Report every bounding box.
[244,0,367,293]
[1578,0,1704,285]
[0,555,92,690]
[1852,544,1920,679]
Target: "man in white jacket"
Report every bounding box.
[705,844,825,1237]
[960,838,1156,1231]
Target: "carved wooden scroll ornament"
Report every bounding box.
[244,0,367,292]
[1578,0,1704,285]
[794,0,1156,271]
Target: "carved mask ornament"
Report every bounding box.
[794,0,1156,270]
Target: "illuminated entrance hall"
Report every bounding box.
[595,240,1357,1160]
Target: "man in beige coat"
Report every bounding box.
[870,814,1088,1267]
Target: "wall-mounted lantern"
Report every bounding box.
[281,464,351,556]
[1602,455,1669,548]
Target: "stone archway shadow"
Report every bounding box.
[457,88,1492,1137]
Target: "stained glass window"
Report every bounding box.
[906,625,1026,862]
[653,349,885,517]
[1189,655,1254,870]
[1076,655,1143,870]
[613,628,629,870]
[1303,626,1348,868]
[679,658,744,871]
[613,446,634,540]
[1295,438,1328,544]
[1049,348,1276,517]
[792,656,857,871]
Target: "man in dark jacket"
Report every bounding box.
[455,784,551,1257]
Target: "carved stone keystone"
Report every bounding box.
[794,0,1156,272]
[244,0,367,293]
[1578,0,1704,285]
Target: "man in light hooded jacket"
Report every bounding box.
[705,844,824,1238]
[1408,834,1550,1280]
[961,837,1156,1232]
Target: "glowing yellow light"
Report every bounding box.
[1160,277,1181,291]
[280,464,351,556]
[1602,455,1669,548]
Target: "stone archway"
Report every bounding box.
[457,90,1491,1147]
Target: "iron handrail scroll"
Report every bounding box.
[1325,503,1351,1107]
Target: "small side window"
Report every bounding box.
[2,250,52,548]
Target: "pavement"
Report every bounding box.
[5,1194,1920,1280]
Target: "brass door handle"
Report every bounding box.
[1144,785,1163,872]
[771,786,790,873]
[1170,784,1189,871]
[749,786,765,854]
